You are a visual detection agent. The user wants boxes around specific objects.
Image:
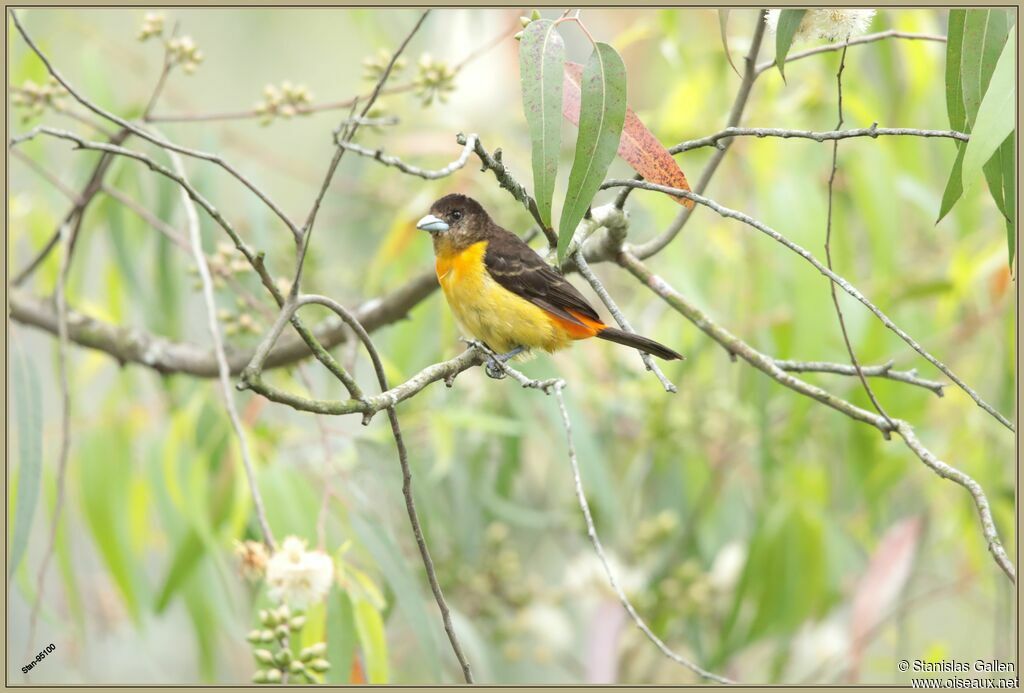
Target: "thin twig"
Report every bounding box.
[603,178,1014,432]
[773,359,945,397]
[542,376,733,683]
[333,133,477,180]
[823,43,895,434]
[24,218,73,664]
[167,145,276,550]
[754,30,947,76]
[618,249,1014,583]
[574,249,677,394]
[458,133,557,249]
[9,10,302,240]
[296,295,474,683]
[670,125,969,154]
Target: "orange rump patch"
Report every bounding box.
[547,309,606,340]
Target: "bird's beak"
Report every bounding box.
[416,214,449,234]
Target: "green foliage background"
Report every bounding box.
[8,7,1016,684]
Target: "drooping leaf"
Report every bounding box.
[983,133,1015,224]
[961,26,1015,194]
[774,10,807,80]
[848,517,923,678]
[353,597,389,684]
[937,143,966,224]
[557,43,627,261]
[563,61,692,209]
[945,10,967,132]
[326,587,359,685]
[10,340,42,577]
[959,10,1010,125]
[520,19,565,228]
[718,10,741,77]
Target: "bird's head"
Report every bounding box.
[416,194,489,251]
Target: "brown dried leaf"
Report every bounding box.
[563,61,693,208]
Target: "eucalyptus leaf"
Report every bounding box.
[520,19,565,229]
[961,26,1015,194]
[718,10,740,77]
[10,340,42,577]
[557,42,626,261]
[774,9,807,80]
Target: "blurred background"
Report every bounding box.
[7,7,1016,685]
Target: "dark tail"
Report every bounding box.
[596,327,684,361]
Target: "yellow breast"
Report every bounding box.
[435,240,572,354]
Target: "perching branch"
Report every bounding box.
[602,178,1014,432]
[618,249,1014,584]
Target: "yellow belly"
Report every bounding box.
[436,241,573,354]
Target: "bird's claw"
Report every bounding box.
[485,358,507,380]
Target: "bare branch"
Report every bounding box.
[773,360,945,397]
[618,249,1014,583]
[670,124,969,154]
[755,30,947,76]
[334,132,477,179]
[9,272,437,377]
[603,178,1014,432]
[167,145,276,549]
[457,132,558,249]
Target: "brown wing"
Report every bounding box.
[482,226,601,325]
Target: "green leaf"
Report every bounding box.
[326,588,358,684]
[937,143,966,224]
[10,340,42,577]
[353,597,389,684]
[774,10,807,80]
[945,10,967,132]
[718,10,740,77]
[961,26,1015,194]
[154,529,205,613]
[556,42,627,261]
[960,10,1010,126]
[983,133,1015,222]
[520,19,565,229]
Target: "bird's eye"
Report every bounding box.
[451,210,463,221]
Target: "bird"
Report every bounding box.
[416,193,683,377]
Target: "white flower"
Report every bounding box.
[563,551,645,600]
[708,541,746,593]
[514,603,574,652]
[265,536,334,608]
[765,9,876,42]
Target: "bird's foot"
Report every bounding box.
[485,358,507,380]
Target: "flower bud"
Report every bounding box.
[265,668,282,683]
[253,649,275,665]
[259,629,275,643]
[274,649,292,666]
[514,31,524,41]
[289,615,306,631]
[309,658,330,673]
[307,642,327,658]
[530,9,542,20]
[246,629,262,644]
[519,16,532,27]
[275,624,290,640]
[252,669,268,684]
[289,660,306,674]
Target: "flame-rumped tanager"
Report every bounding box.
[416,194,682,375]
